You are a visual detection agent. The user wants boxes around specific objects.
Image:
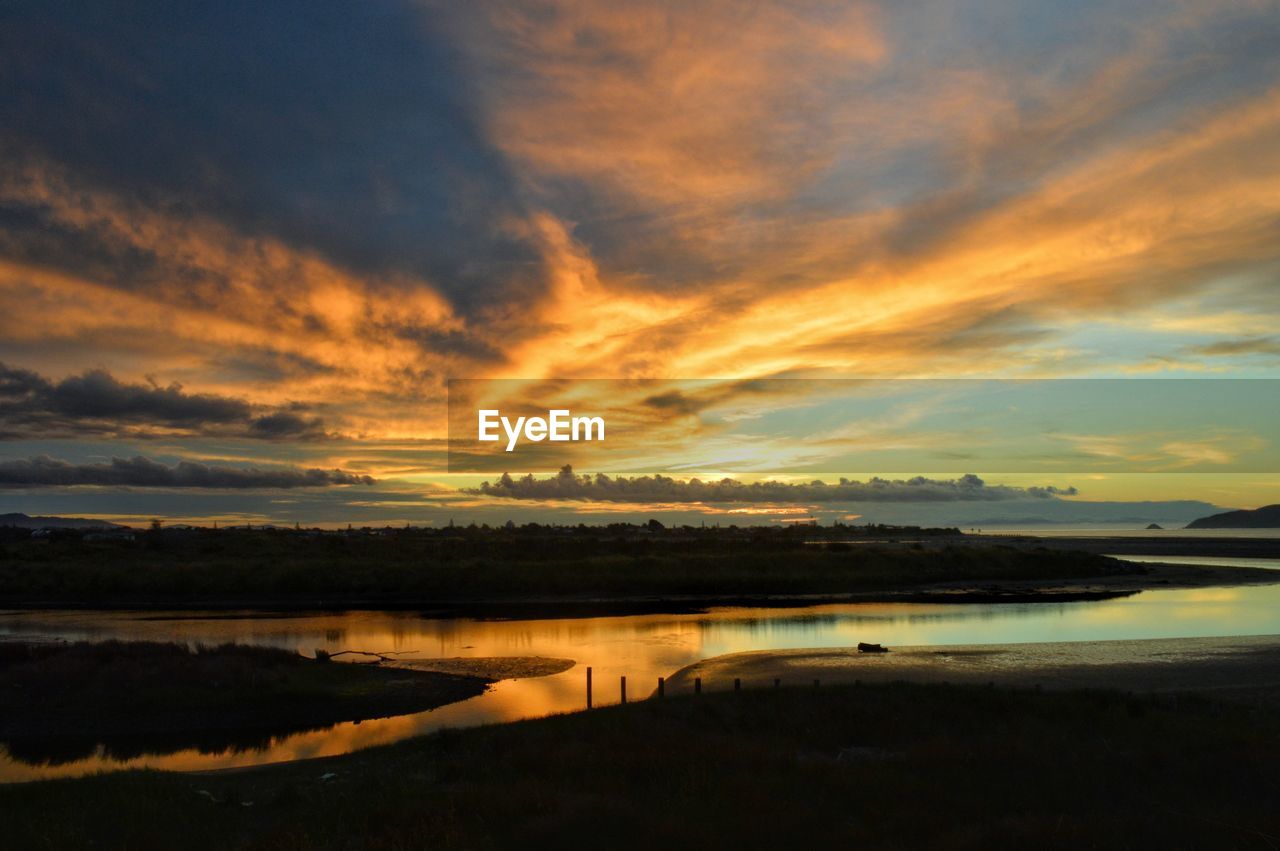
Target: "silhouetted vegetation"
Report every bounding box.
[0,524,1135,607]
[0,641,488,764]
[4,681,1277,849]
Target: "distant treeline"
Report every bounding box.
[0,524,1131,606]
[0,519,961,541]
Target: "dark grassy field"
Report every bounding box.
[3,681,1277,849]
[0,526,1135,606]
[0,641,488,764]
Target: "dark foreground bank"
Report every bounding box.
[4,681,1278,849]
[0,642,490,765]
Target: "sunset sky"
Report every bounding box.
[1,0,1278,526]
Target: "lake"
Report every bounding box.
[4,573,1280,781]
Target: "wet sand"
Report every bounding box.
[665,633,1280,704]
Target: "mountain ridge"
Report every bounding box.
[0,512,123,530]
[1185,504,1280,529]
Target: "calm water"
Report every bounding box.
[4,579,1280,781]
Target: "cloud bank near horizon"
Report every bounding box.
[470,467,1078,503]
[0,455,375,489]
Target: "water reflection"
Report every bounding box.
[4,582,1280,781]
[5,724,320,768]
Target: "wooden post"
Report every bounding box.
[813,678,820,689]
[773,678,780,689]
[658,677,665,698]
[620,675,627,704]
[586,666,593,709]
[694,677,702,695]
[734,678,741,692]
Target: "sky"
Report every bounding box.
[1,0,1278,527]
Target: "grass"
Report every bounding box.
[3,681,1277,849]
[0,641,488,764]
[0,527,1134,605]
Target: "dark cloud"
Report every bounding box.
[389,325,508,364]
[471,466,1077,503]
[1186,337,1280,358]
[0,362,326,440]
[0,0,546,314]
[641,391,709,415]
[247,411,326,440]
[47,368,249,424]
[209,349,341,384]
[642,379,801,417]
[0,455,375,489]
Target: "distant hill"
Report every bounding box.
[1185,504,1280,529]
[0,513,123,530]
[953,499,1223,528]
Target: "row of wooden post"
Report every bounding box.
[584,666,820,708]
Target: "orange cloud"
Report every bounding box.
[1,0,1277,500]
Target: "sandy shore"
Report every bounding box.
[665,633,1280,704]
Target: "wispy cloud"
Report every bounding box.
[1053,430,1268,470]
[1185,336,1280,358]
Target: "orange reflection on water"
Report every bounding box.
[4,583,1280,781]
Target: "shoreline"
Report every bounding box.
[665,633,1280,704]
[0,647,573,774]
[0,643,496,747]
[0,561,1274,619]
